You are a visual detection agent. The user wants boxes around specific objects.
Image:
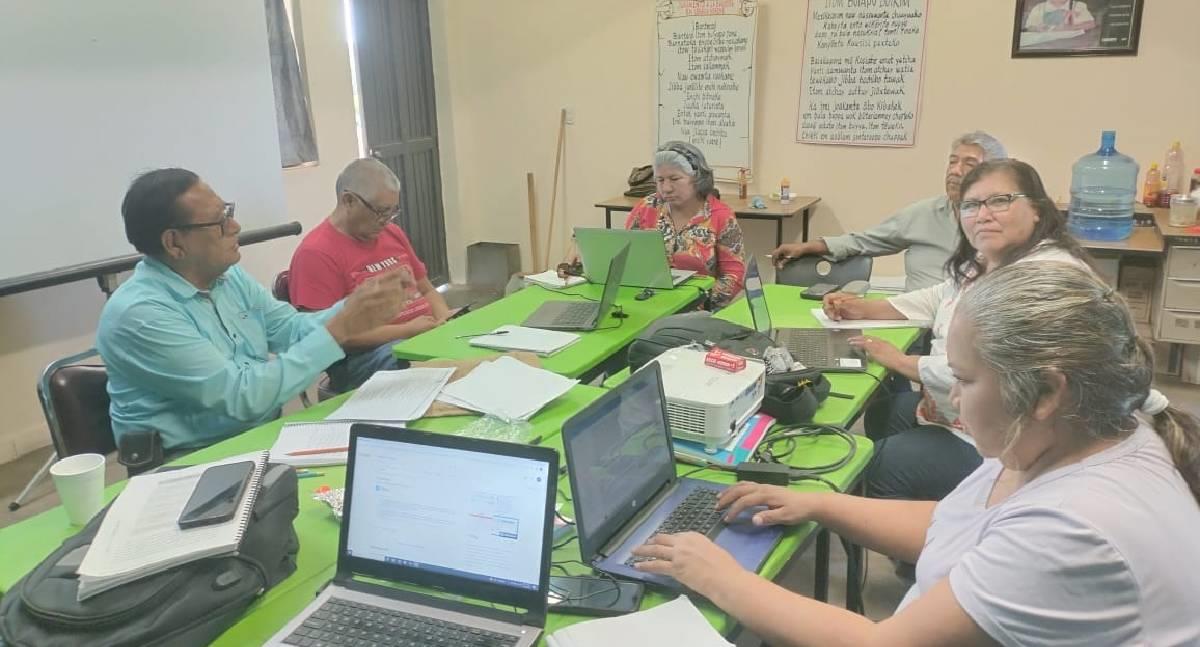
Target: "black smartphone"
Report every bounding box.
[447,303,473,320]
[177,461,255,529]
[547,575,644,616]
[801,282,840,300]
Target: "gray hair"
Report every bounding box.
[951,131,1006,161]
[335,158,401,199]
[653,141,715,197]
[958,261,1200,501]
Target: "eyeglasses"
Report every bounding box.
[171,202,236,235]
[959,193,1029,219]
[347,191,401,222]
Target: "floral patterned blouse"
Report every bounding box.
[625,193,746,309]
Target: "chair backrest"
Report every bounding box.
[37,351,115,458]
[775,255,874,288]
[272,270,291,303]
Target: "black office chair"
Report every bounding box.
[272,270,336,404]
[775,255,873,289]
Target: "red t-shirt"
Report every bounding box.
[288,219,432,323]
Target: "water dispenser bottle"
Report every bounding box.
[1068,130,1138,241]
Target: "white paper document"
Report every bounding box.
[524,269,587,289]
[468,325,580,356]
[811,308,930,330]
[76,452,268,601]
[438,356,576,422]
[327,367,455,422]
[269,422,354,467]
[546,596,731,647]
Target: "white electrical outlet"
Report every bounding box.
[564,106,576,125]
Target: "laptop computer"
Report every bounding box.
[562,362,783,590]
[744,257,867,372]
[522,242,630,331]
[573,227,695,289]
[265,424,558,647]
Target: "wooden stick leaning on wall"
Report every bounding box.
[526,172,540,273]
[542,108,567,270]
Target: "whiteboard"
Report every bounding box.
[795,0,929,147]
[0,1,287,284]
[656,0,757,169]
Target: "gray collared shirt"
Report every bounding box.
[821,194,958,291]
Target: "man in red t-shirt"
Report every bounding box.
[289,158,451,391]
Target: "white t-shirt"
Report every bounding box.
[888,247,1091,443]
[897,421,1200,646]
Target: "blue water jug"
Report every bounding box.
[1068,130,1138,241]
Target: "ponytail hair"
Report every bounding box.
[1153,407,1200,503]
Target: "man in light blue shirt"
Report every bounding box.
[772,131,1007,291]
[97,168,407,450]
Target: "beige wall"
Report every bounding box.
[0,0,359,464]
[429,0,1200,284]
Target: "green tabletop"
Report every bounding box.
[604,284,923,428]
[392,277,713,379]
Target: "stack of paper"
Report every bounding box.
[546,596,730,647]
[524,269,587,289]
[438,356,577,422]
[270,422,354,467]
[327,367,455,422]
[811,308,931,330]
[468,325,580,356]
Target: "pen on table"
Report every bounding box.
[455,330,509,339]
[828,391,854,399]
[286,446,349,456]
[527,434,544,446]
[296,470,326,479]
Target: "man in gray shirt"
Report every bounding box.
[772,131,1006,290]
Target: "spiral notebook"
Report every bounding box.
[75,451,269,601]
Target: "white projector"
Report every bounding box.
[648,346,766,452]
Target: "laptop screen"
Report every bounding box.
[596,242,631,316]
[345,434,552,592]
[563,363,676,563]
[745,256,772,333]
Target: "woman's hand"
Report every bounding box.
[630,532,746,597]
[822,292,869,320]
[716,481,823,527]
[848,335,904,370]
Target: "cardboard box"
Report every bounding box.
[1118,261,1156,324]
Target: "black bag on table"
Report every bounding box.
[627,312,831,425]
[0,463,300,647]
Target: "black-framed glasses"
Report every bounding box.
[346,190,401,221]
[959,193,1029,219]
[171,202,236,235]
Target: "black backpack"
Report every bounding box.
[0,463,300,647]
[627,312,831,425]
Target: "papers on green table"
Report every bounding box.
[437,355,577,422]
[76,452,268,601]
[524,269,587,289]
[326,367,455,422]
[468,324,581,356]
[545,596,730,646]
[270,422,357,467]
[811,308,930,330]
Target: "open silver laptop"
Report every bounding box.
[523,242,630,331]
[744,257,867,371]
[266,424,558,647]
[574,227,695,289]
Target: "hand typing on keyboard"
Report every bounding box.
[629,531,745,599]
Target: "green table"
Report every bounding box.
[393,278,713,380]
[604,284,923,429]
[0,380,872,645]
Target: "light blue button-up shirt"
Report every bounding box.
[97,257,345,449]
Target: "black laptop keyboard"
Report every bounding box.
[283,597,520,647]
[550,302,596,327]
[625,488,723,566]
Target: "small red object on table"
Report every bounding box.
[705,348,746,372]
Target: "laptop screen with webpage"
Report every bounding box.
[344,433,553,595]
[744,257,772,334]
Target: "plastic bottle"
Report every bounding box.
[1142,163,1162,206]
[738,168,748,200]
[1067,130,1139,241]
[1162,141,1186,205]
[780,177,791,205]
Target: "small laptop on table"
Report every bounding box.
[744,257,867,372]
[574,227,695,289]
[523,242,630,331]
[562,362,783,590]
[266,424,558,647]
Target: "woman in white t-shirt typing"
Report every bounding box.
[632,261,1200,646]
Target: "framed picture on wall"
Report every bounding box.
[1012,0,1143,57]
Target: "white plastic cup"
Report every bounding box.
[49,453,106,526]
